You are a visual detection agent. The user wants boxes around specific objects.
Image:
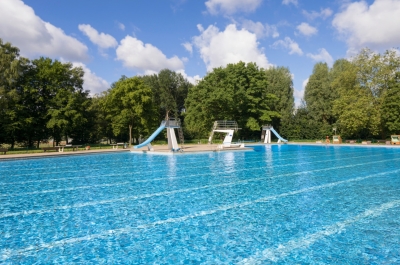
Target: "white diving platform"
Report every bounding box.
[208,120,245,149]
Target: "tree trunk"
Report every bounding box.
[129,124,132,147]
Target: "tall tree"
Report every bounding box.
[304,63,335,124]
[381,73,400,135]
[0,39,27,147]
[18,58,85,147]
[142,69,192,121]
[264,66,294,137]
[106,76,156,146]
[185,62,279,139]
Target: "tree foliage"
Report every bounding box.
[185,62,280,139]
[142,69,191,121]
[264,66,294,137]
[105,76,156,146]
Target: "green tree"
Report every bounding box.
[304,62,336,126]
[106,76,156,146]
[185,62,279,139]
[142,69,192,121]
[381,73,400,134]
[17,58,85,147]
[0,39,28,147]
[264,66,294,137]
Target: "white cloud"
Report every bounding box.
[272,37,303,55]
[176,70,202,85]
[294,77,308,106]
[117,22,125,31]
[332,0,400,52]
[282,0,298,6]
[192,24,271,71]
[205,0,262,15]
[241,20,279,39]
[116,36,184,73]
[0,0,88,61]
[182,42,193,54]
[303,8,333,20]
[72,62,110,95]
[307,48,334,66]
[78,24,117,49]
[296,22,318,36]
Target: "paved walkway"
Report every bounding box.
[132,143,253,154]
[0,148,130,160]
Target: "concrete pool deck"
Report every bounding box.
[131,143,254,154]
[1,142,398,159]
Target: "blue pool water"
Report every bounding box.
[0,145,400,264]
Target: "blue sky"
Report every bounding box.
[1,0,400,105]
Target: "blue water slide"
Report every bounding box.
[269,127,288,142]
[134,122,166,149]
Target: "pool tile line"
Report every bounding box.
[1,162,398,224]
[0,148,373,175]
[0,181,130,198]
[1,170,399,259]
[237,199,400,264]
[0,152,387,187]
[1,153,394,200]
[1,160,399,219]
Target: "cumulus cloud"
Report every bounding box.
[0,0,88,61]
[116,36,184,74]
[282,0,298,6]
[78,24,117,49]
[176,70,202,85]
[192,24,271,71]
[303,8,333,20]
[205,0,262,15]
[182,42,193,54]
[71,62,110,95]
[241,20,279,39]
[307,48,333,66]
[272,37,303,55]
[296,22,318,36]
[333,0,400,53]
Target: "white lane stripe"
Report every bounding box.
[0,157,400,219]
[1,171,398,258]
[0,152,394,197]
[238,200,400,264]
[1,162,398,219]
[0,149,353,178]
[0,148,372,176]
[0,182,130,198]
[0,152,388,187]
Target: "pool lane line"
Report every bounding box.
[0,181,130,198]
[0,158,399,220]
[0,151,387,186]
[237,199,400,264]
[0,147,374,181]
[0,153,395,199]
[0,148,372,174]
[1,170,399,259]
[1,151,394,200]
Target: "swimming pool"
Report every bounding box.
[0,145,399,264]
